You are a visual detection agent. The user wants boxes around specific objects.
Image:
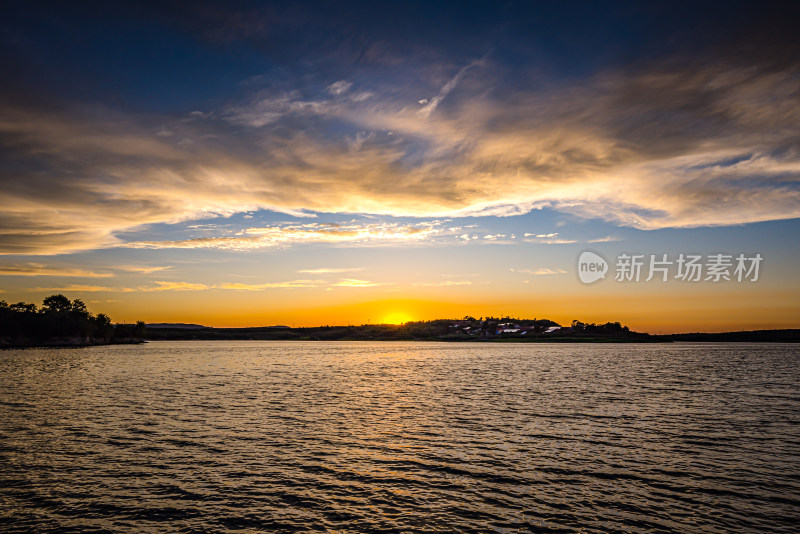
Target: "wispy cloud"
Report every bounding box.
[26,278,383,293]
[30,284,118,292]
[510,267,567,276]
[413,280,472,286]
[0,263,112,277]
[126,221,444,250]
[113,265,174,275]
[522,234,578,244]
[327,80,352,95]
[218,280,325,290]
[141,281,212,291]
[29,281,211,293]
[418,60,482,118]
[297,267,363,274]
[223,92,329,127]
[332,279,379,287]
[346,131,375,151]
[518,232,575,244]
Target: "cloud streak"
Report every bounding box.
[218,280,326,290]
[0,263,113,277]
[297,267,363,274]
[332,279,379,287]
[126,221,444,250]
[417,61,482,118]
[413,280,473,286]
[26,278,380,293]
[510,268,567,276]
[113,265,174,275]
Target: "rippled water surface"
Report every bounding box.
[1,341,799,533]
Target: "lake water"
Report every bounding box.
[1,341,799,533]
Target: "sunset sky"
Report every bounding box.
[1,1,798,333]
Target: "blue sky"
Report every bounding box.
[0,1,798,331]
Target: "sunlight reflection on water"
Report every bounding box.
[1,341,799,532]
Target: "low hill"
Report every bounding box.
[668,329,800,342]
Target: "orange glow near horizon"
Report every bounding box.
[381,312,414,325]
[40,289,796,335]
[4,245,798,336]
[2,3,799,343]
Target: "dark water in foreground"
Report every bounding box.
[1,341,799,533]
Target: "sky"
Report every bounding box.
[0,0,799,333]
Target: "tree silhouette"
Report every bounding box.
[0,295,144,347]
[42,294,72,313]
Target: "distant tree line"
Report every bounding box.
[0,295,145,347]
[570,320,629,334]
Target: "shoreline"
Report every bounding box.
[0,338,146,349]
[144,326,800,344]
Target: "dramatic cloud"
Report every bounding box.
[1,54,798,255]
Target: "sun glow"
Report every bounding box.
[382,312,413,325]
